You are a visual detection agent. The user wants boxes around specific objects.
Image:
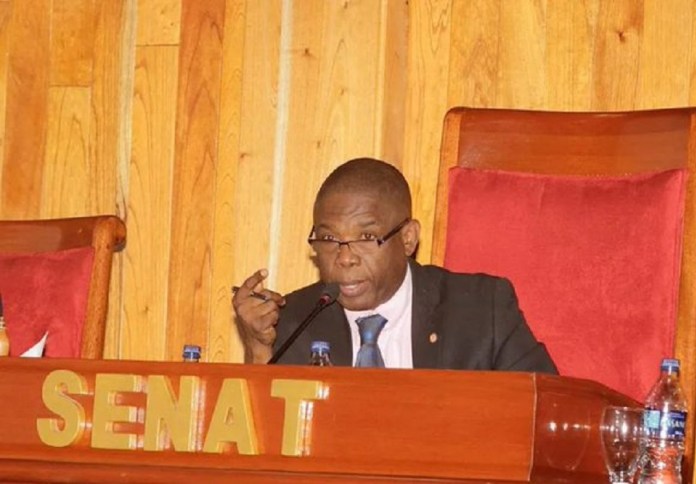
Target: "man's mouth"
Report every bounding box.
[338,280,366,298]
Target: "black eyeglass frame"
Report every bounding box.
[307,218,411,252]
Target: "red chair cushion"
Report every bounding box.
[0,247,95,357]
[444,167,687,402]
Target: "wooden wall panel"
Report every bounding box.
[691,0,696,106]
[635,0,692,108]
[0,2,12,180]
[1,0,50,218]
[90,0,132,216]
[230,0,279,297]
[402,0,452,265]
[136,0,181,46]
[497,1,547,109]
[165,0,225,360]
[448,0,499,108]
[378,0,408,164]
[41,87,91,217]
[545,1,598,110]
[1,0,696,369]
[208,0,245,363]
[276,0,387,294]
[91,0,135,359]
[49,0,96,87]
[590,1,644,110]
[123,46,178,360]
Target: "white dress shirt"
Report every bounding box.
[344,264,413,368]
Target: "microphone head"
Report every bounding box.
[319,283,340,305]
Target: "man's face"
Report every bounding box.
[312,190,419,310]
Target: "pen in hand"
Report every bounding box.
[232,286,269,302]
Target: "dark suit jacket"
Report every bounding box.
[273,261,557,373]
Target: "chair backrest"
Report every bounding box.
[432,107,696,470]
[0,215,126,358]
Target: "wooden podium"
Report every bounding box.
[0,358,634,483]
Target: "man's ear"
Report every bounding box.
[402,219,421,257]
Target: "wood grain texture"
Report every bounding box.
[136,0,181,46]
[123,46,178,361]
[0,358,635,482]
[635,0,692,109]
[590,1,644,110]
[545,0,598,110]
[41,87,91,217]
[377,0,408,169]
[448,0,499,107]
[402,0,452,264]
[1,0,50,218]
[2,1,696,411]
[230,0,279,292]
[209,0,245,363]
[90,0,131,215]
[276,0,386,294]
[166,0,225,361]
[0,1,12,180]
[50,0,96,87]
[91,0,135,360]
[496,1,547,109]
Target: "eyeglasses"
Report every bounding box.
[307,218,410,255]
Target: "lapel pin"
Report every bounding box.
[429,332,438,344]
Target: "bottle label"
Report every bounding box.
[644,409,687,440]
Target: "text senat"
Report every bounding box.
[36,370,328,457]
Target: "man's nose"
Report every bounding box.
[336,242,358,266]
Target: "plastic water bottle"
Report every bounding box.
[182,344,201,362]
[638,358,687,484]
[309,341,332,366]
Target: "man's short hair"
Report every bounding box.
[314,158,412,218]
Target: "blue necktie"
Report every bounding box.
[355,314,388,368]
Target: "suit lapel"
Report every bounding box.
[313,301,353,366]
[410,261,441,368]
[313,261,440,368]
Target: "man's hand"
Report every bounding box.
[232,269,286,364]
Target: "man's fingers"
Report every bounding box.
[231,269,284,353]
[233,269,288,306]
[233,271,286,308]
[257,289,286,307]
[252,300,281,320]
[243,268,268,291]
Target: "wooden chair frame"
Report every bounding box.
[432,107,696,477]
[0,215,126,358]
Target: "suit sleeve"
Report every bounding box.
[492,278,558,374]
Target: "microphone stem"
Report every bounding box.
[268,302,327,364]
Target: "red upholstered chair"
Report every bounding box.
[0,216,126,358]
[432,107,696,469]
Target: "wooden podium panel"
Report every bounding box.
[0,358,634,483]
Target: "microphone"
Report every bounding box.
[268,283,339,364]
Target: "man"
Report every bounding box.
[233,158,557,373]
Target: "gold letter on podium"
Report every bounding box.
[36,370,88,447]
[203,378,258,455]
[271,379,327,457]
[144,375,200,451]
[92,374,143,450]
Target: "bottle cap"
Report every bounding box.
[661,358,680,371]
[311,341,330,353]
[182,344,202,360]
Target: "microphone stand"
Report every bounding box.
[268,289,337,364]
